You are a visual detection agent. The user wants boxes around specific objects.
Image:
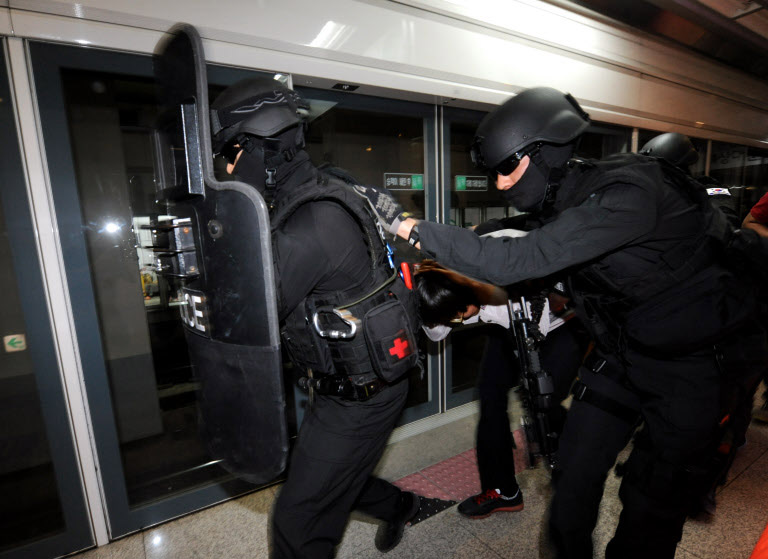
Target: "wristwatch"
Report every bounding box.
[407,224,420,247]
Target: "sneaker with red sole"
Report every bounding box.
[457,488,524,519]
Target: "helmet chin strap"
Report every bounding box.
[529,144,571,209]
[238,125,306,196]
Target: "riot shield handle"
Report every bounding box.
[312,308,360,339]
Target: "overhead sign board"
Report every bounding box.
[455,175,489,191]
[384,173,424,190]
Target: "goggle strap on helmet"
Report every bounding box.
[211,89,303,136]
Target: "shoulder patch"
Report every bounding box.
[706,188,731,196]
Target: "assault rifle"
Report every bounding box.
[508,296,559,469]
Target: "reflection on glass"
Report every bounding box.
[60,69,237,506]
[578,122,631,159]
[0,197,66,551]
[299,93,430,408]
[448,121,519,228]
[446,118,514,404]
[710,141,768,220]
[637,129,707,176]
[302,102,425,215]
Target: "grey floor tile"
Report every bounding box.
[375,413,479,480]
[368,509,503,559]
[722,421,768,485]
[143,485,276,559]
[70,533,146,559]
[673,549,704,559]
[70,419,768,559]
[337,505,505,558]
[334,513,379,558]
[679,445,768,559]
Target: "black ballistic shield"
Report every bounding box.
[153,24,287,483]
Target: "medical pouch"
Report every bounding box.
[363,298,419,382]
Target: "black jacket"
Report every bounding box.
[418,155,754,353]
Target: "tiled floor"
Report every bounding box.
[72,414,768,559]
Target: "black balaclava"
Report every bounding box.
[231,126,315,200]
[501,143,574,212]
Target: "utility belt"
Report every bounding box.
[297,371,387,401]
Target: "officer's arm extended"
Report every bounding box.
[410,183,656,286]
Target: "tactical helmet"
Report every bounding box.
[639,132,698,169]
[470,87,590,173]
[210,77,307,153]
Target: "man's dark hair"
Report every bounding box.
[414,260,507,326]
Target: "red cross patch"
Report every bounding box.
[389,337,411,359]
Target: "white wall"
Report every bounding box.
[5,0,768,146]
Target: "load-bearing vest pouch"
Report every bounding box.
[273,175,421,383]
[363,293,419,382]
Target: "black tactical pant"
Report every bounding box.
[271,379,409,559]
[476,321,586,496]
[549,329,767,559]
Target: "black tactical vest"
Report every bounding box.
[271,174,421,381]
[561,154,753,354]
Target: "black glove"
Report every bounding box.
[353,184,412,235]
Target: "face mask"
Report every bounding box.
[501,160,548,211]
[233,148,268,195]
[500,143,573,212]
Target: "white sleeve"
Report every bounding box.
[481,228,529,238]
[422,324,453,342]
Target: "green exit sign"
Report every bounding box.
[384,173,424,190]
[4,334,27,353]
[455,175,489,191]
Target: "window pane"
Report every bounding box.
[60,69,234,507]
[298,89,432,411]
[578,122,631,158]
[637,129,707,176]
[448,120,520,228]
[0,196,66,551]
[710,141,747,187]
[445,114,512,406]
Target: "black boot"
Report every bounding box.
[374,491,420,552]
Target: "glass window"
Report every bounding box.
[637,129,707,176]
[0,176,66,553]
[710,140,748,187]
[295,87,438,421]
[578,122,632,158]
[713,143,768,221]
[0,42,92,557]
[448,120,520,228]
[443,108,515,408]
[743,146,768,189]
[58,68,239,507]
[35,41,440,536]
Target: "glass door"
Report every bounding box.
[441,107,508,410]
[29,39,443,537]
[29,41,278,537]
[293,86,441,425]
[0,41,92,559]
